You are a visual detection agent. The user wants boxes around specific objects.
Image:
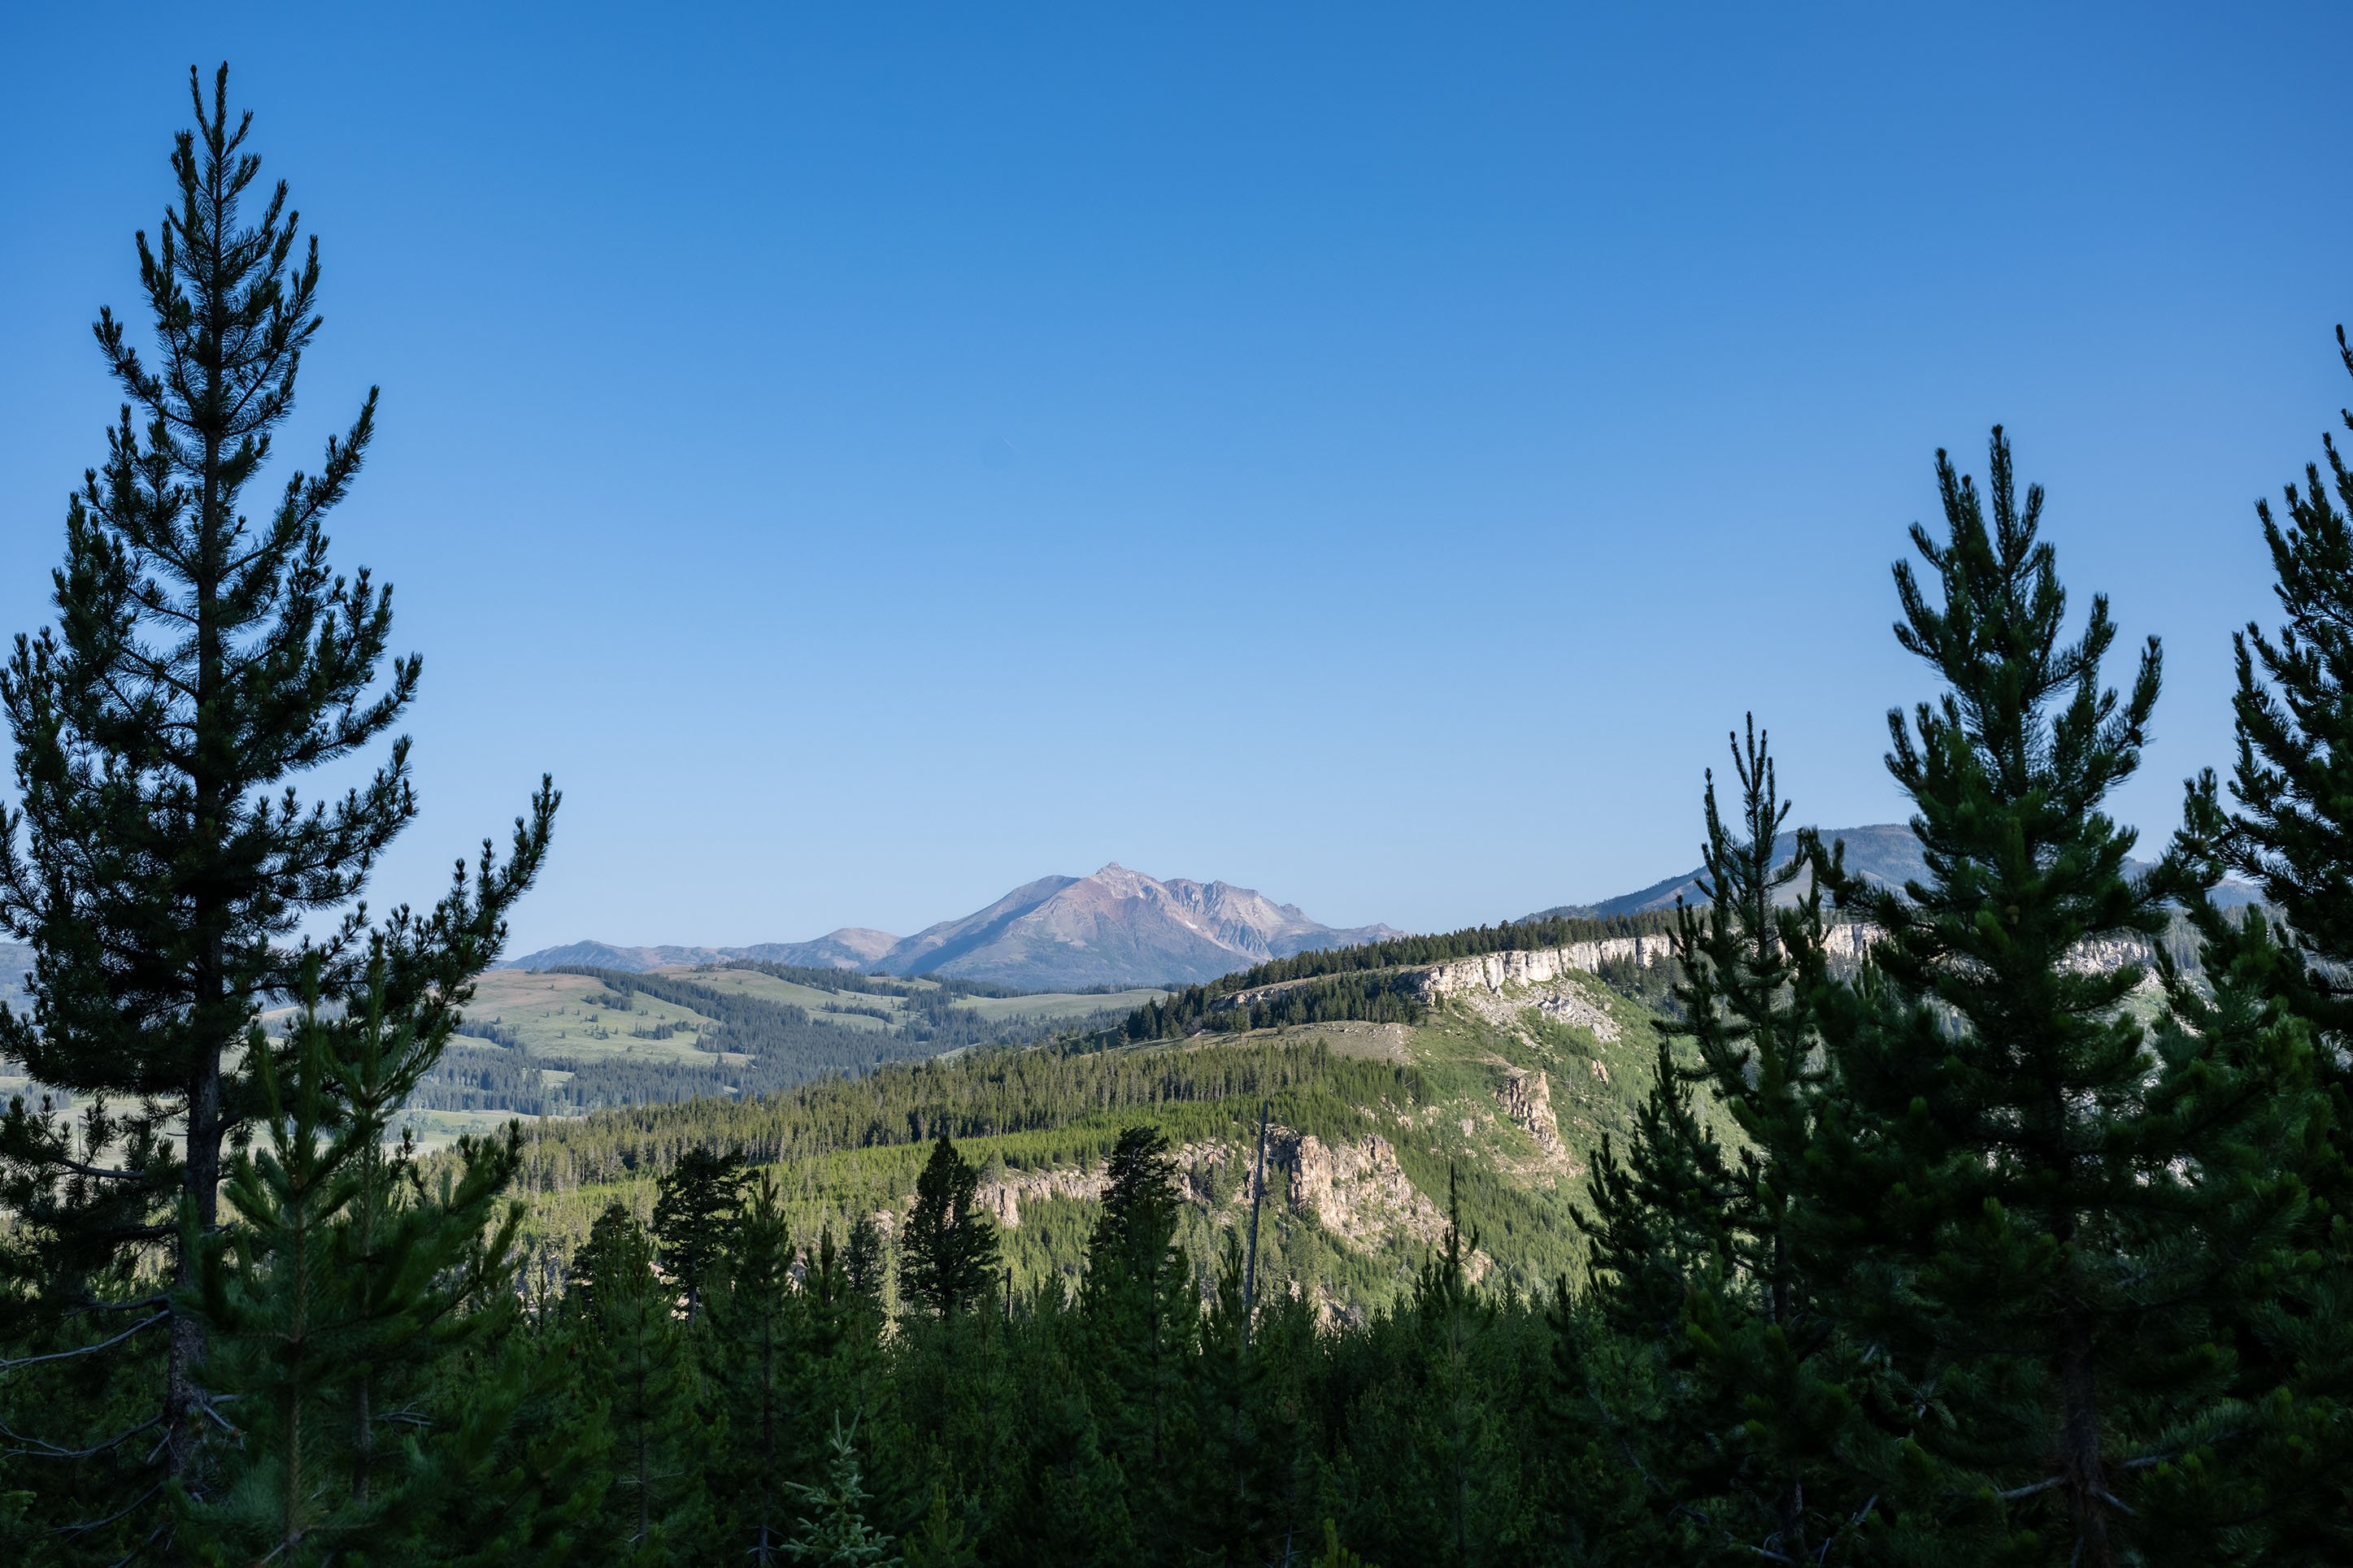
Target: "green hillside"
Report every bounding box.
[494,942,1716,1318]
[404,962,1160,1127]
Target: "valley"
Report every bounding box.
[492,913,1713,1318]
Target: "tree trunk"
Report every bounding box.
[2061,1311,2113,1568]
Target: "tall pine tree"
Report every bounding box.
[651,1146,746,1324]
[1080,1122,1201,1545]
[2159,324,2353,1559]
[0,64,555,1546]
[571,1203,707,1564]
[1663,721,1871,1561]
[901,1135,998,1319]
[1812,428,2301,1564]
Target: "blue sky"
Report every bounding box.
[2,5,2349,951]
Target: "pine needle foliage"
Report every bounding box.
[176,960,528,1566]
[782,1415,894,1566]
[0,64,555,1550]
[901,1136,1000,1318]
[1657,720,1871,1562]
[2157,326,2353,1560]
[1812,428,2299,1565]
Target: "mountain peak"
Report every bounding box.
[868,864,1399,988]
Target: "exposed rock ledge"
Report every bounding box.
[975,1164,1109,1228]
[1406,922,2148,1005]
[1495,1067,1570,1166]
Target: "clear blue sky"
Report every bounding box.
[2,5,2348,952]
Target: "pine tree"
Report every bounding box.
[901,1135,998,1318]
[990,1286,1135,1566]
[1811,428,2302,1563]
[175,961,528,1564]
[421,1292,611,1568]
[1661,720,1870,1561]
[572,1204,707,1563]
[1182,1231,1303,1566]
[898,1481,977,1568]
[704,1172,805,1565]
[1573,1037,1738,1341]
[782,1415,893,1566]
[841,1215,885,1303]
[0,63,556,1539]
[1080,1123,1199,1544]
[2157,326,2353,1558]
[2211,325,2353,1069]
[1311,1518,1379,1568]
[651,1145,746,1323]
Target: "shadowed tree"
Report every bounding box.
[2160,325,2353,1557]
[1811,428,2303,1564]
[651,1146,746,1323]
[0,64,555,1548]
[1080,1124,1199,1553]
[901,1135,998,1319]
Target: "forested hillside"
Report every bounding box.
[403,961,1157,1124]
[482,948,1697,1318]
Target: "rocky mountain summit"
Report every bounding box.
[503,864,1400,990]
[869,862,1401,989]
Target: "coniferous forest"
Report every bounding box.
[8,69,2353,1568]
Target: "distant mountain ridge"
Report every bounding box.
[504,864,1403,990]
[1528,823,2257,920]
[497,827,2260,994]
[505,929,897,976]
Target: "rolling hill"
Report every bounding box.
[395,962,1165,1144]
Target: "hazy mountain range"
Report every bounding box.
[0,827,2247,1001]
[1529,822,2257,922]
[504,862,1406,989]
[503,823,2264,992]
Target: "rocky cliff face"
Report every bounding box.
[1404,922,2149,1003]
[1272,1128,1450,1249]
[1495,1068,1568,1165]
[1410,936,1681,1005]
[974,1162,1111,1228]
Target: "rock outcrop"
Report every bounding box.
[973,1164,1110,1228]
[1273,1129,1451,1249]
[1401,921,2146,1003]
[1495,1068,1568,1165]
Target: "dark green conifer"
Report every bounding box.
[1081,1123,1200,1536]
[901,1136,998,1318]
[572,1204,707,1563]
[2157,328,2353,1557]
[651,1145,746,1323]
[704,1172,804,1564]
[1812,428,2300,1563]
[1573,1037,1738,1340]
[2207,327,2353,1066]
[1183,1231,1303,1566]
[1326,1175,1533,1568]
[1660,720,1870,1561]
[898,1482,978,1568]
[176,961,528,1565]
[841,1214,886,1303]
[0,66,554,1546]
[990,1286,1134,1566]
